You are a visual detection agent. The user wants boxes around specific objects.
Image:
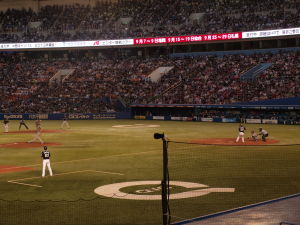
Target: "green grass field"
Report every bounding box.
[0,120,299,225]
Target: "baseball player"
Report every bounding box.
[259,127,269,142]
[236,124,246,143]
[248,130,258,141]
[28,126,44,144]
[61,116,70,129]
[19,119,29,130]
[3,118,9,133]
[41,146,53,177]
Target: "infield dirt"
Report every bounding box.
[0,165,33,173]
[190,138,279,145]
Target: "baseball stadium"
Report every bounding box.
[0,0,300,225]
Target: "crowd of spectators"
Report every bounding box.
[0,0,299,42]
[154,52,299,104]
[0,50,299,113]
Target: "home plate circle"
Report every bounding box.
[94,181,235,200]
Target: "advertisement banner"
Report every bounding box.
[246,119,262,124]
[222,118,237,123]
[242,27,300,39]
[1,27,299,50]
[0,39,134,50]
[0,113,45,120]
[201,117,213,122]
[0,113,130,120]
[2,114,23,120]
[262,119,278,124]
[171,117,183,121]
[134,32,242,45]
[134,115,146,120]
[153,116,165,120]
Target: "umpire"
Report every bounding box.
[259,127,269,142]
[19,119,29,130]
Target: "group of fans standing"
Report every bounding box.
[236,124,269,143]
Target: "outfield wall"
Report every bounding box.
[135,115,283,124]
[131,103,300,125]
[0,112,131,120]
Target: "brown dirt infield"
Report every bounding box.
[4,129,66,134]
[190,138,279,145]
[0,165,33,173]
[0,142,62,148]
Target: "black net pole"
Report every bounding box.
[161,137,170,225]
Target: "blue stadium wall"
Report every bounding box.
[1,98,299,124]
[0,112,131,120]
[131,98,300,125]
[234,97,300,105]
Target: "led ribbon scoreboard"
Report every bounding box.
[0,27,299,50]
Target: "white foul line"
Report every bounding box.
[7,170,124,188]
[7,181,43,188]
[0,150,158,174]
[15,150,159,168]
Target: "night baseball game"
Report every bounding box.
[0,0,300,225]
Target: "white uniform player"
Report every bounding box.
[259,128,269,142]
[28,127,44,144]
[61,117,70,129]
[3,119,9,133]
[41,146,53,177]
[236,124,246,143]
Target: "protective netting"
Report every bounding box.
[0,197,161,225]
[166,141,300,224]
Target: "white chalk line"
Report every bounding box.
[8,170,124,188]
[8,181,43,188]
[4,150,158,187]
[13,149,159,169]
[0,150,159,174]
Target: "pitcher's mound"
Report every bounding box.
[190,138,279,145]
[0,142,62,148]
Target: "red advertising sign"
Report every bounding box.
[134,32,242,45]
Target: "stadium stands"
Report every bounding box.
[0,51,299,113]
[0,0,299,115]
[0,0,299,42]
